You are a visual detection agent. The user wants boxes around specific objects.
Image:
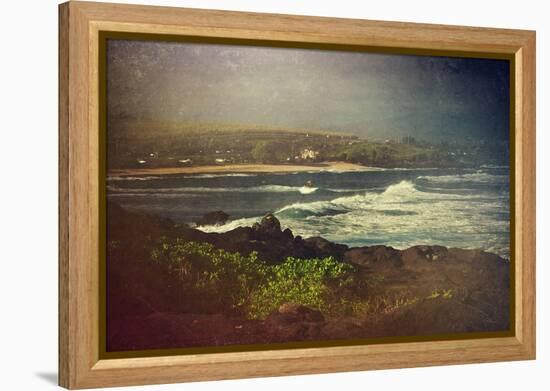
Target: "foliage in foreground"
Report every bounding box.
[150,239,368,319]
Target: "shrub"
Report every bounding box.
[247,256,355,319]
[150,239,267,313]
[150,239,361,319]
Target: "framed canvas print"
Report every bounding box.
[59,1,536,389]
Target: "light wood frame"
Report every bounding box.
[59,1,536,389]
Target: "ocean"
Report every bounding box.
[107,166,510,259]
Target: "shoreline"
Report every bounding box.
[108,161,368,177]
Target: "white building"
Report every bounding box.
[300,148,319,160]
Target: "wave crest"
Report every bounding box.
[417,172,508,185]
[107,184,319,195]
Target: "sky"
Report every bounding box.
[107,39,510,142]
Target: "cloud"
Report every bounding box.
[107,40,510,142]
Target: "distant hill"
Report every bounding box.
[106,120,503,170]
[109,120,355,138]
[108,120,359,169]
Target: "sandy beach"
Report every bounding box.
[108,161,367,177]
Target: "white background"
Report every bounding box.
[0,0,547,389]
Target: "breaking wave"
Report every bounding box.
[107,176,163,181]
[199,178,510,258]
[107,184,320,195]
[416,172,508,185]
[182,173,258,178]
[108,168,510,258]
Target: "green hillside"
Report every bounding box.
[106,120,493,169]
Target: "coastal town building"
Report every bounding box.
[300,148,319,160]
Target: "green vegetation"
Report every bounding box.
[335,296,420,318]
[250,140,290,163]
[248,256,355,319]
[107,120,456,169]
[149,239,377,319]
[151,240,267,313]
[427,289,454,299]
[108,120,354,168]
[324,141,442,166]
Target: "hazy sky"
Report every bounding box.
[107,39,510,142]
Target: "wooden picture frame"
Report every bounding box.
[59,1,536,389]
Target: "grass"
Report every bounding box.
[151,239,361,319]
[148,239,421,320]
[427,289,454,299]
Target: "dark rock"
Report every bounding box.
[266,303,324,324]
[282,228,294,239]
[264,303,325,341]
[223,214,325,263]
[320,319,366,340]
[107,202,513,349]
[219,226,254,243]
[253,213,281,235]
[401,245,449,264]
[107,200,177,242]
[344,245,403,268]
[367,296,510,336]
[195,210,229,227]
[304,236,348,259]
[277,303,325,322]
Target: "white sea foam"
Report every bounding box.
[183,173,258,178]
[389,167,440,171]
[107,184,320,196]
[198,179,510,258]
[107,176,163,181]
[298,186,318,194]
[107,173,259,181]
[480,164,509,169]
[198,216,261,233]
[417,172,508,184]
[109,169,510,258]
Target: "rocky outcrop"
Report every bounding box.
[305,237,348,259]
[252,213,281,235]
[269,303,325,323]
[195,210,229,227]
[107,202,511,351]
[344,245,403,268]
[263,303,325,340]
[183,213,348,263]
